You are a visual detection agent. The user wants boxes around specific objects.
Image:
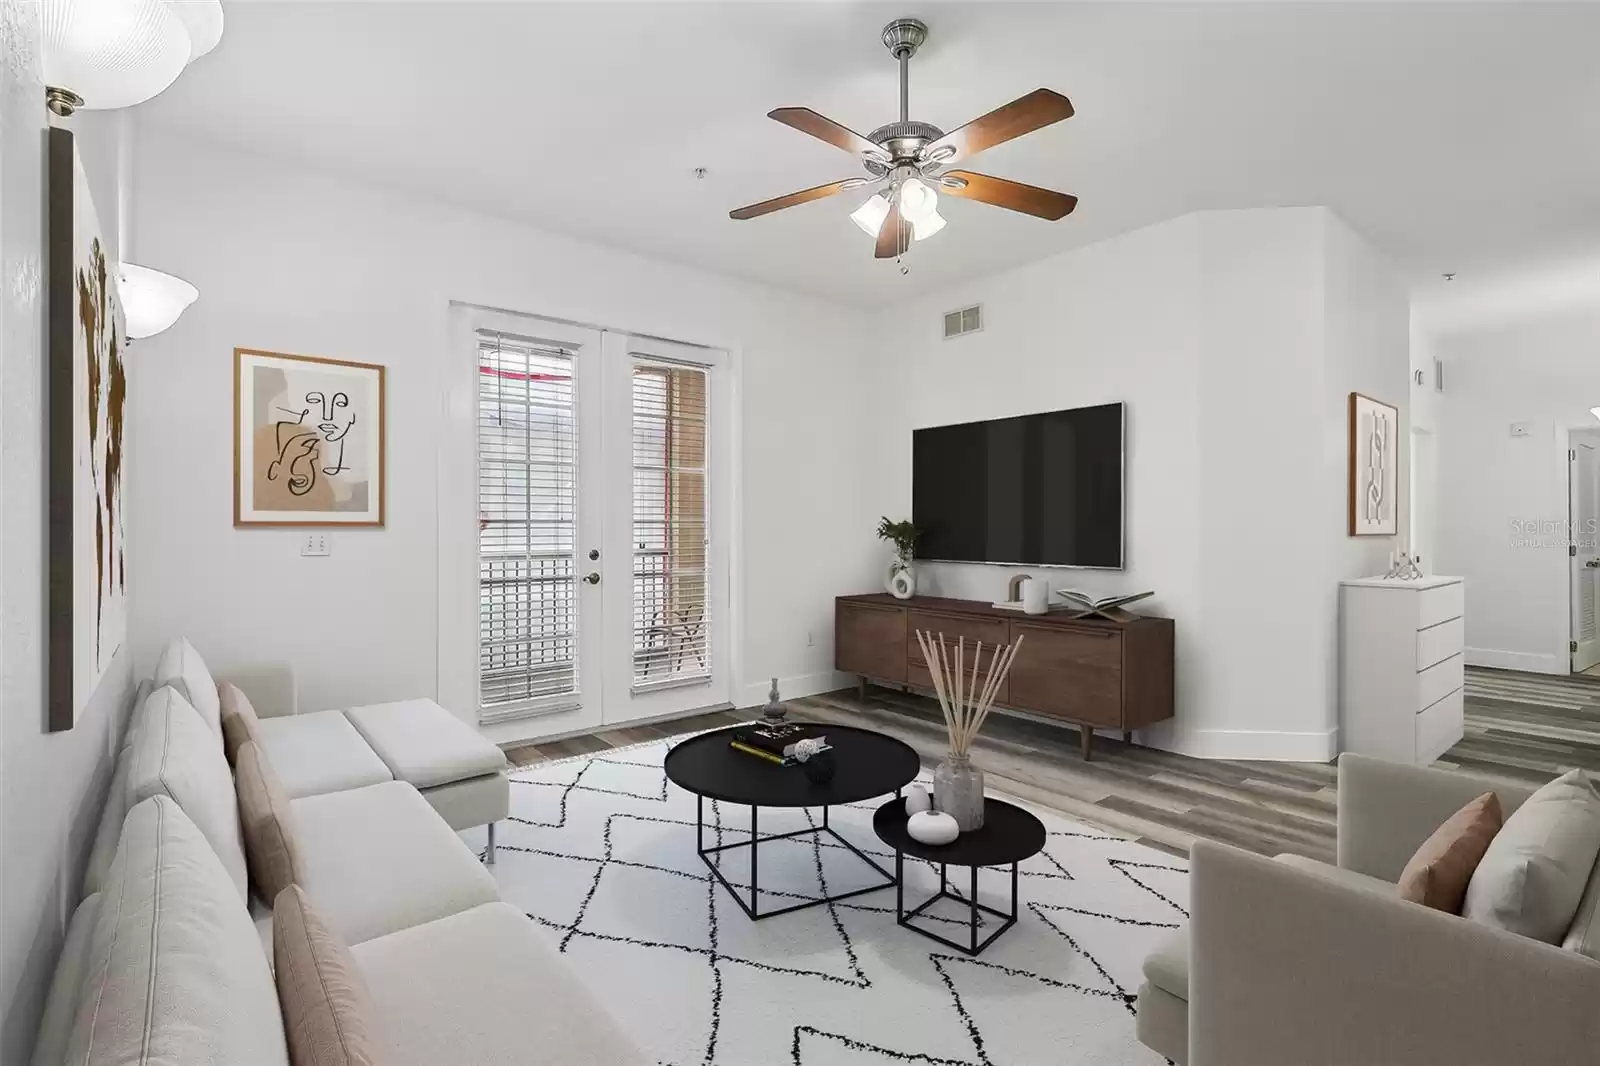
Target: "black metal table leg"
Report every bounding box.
[896,856,1023,956]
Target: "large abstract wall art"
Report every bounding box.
[1348,391,1399,537]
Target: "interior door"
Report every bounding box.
[600,332,731,723]
[1571,438,1600,673]
[470,314,605,734]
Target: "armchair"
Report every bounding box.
[1137,753,1600,1066]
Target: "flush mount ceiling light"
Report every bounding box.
[43,0,223,115]
[730,16,1077,260]
[118,262,197,339]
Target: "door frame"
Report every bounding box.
[1569,429,1600,674]
[439,303,739,746]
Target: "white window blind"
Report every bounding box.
[631,361,710,689]
[477,331,578,709]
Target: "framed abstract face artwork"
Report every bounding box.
[1348,391,1399,537]
[234,348,386,526]
[47,128,128,731]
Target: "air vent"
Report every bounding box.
[943,304,982,339]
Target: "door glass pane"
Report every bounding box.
[477,333,577,708]
[631,362,709,687]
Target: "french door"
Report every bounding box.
[440,308,730,741]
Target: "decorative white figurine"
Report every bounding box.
[907,810,959,846]
[904,785,932,815]
[792,737,826,762]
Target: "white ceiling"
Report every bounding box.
[138,1,1600,309]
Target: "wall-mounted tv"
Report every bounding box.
[912,402,1124,569]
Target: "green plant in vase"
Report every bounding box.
[877,516,921,600]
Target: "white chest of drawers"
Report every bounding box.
[1339,576,1465,765]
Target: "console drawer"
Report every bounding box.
[1416,687,1464,764]
[1007,622,1124,727]
[1416,653,1463,712]
[1416,582,1464,630]
[906,612,1009,665]
[835,602,906,682]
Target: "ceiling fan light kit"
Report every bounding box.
[731,16,1078,260]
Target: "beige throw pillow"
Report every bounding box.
[274,885,389,1066]
[219,681,265,767]
[1397,791,1503,912]
[1463,769,1600,943]
[236,741,306,902]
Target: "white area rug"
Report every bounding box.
[482,734,1186,1065]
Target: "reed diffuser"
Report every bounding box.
[913,630,1023,831]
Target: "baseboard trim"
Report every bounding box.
[1465,647,1567,675]
[737,671,847,711]
[1143,723,1339,763]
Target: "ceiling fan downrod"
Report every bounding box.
[881,17,927,124]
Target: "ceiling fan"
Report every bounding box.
[730,17,1078,259]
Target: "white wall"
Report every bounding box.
[1434,308,1600,673]
[0,10,137,1061]
[126,128,879,725]
[867,207,1409,760]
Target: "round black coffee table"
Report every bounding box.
[873,797,1046,955]
[665,725,919,920]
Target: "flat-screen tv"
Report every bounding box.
[912,402,1124,569]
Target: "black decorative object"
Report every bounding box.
[873,796,1047,955]
[801,749,836,784]
[664,725,918,920]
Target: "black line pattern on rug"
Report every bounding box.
[1106,858,1190,918]
[1028,902,1139,1014]
[791,1026,979,1066]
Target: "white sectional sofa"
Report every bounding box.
[32,639,647,1066]
[155,639,512,859]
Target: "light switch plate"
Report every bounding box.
[301,533,330,557]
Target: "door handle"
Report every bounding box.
[1587,560,1600,569]
[583,572,601,585]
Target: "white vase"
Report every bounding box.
[1022,576,1048,615]
[886,555,916,600]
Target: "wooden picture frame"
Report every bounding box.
[1348,391,1398,537]
[233,348,386,526]
[47,127,130,731]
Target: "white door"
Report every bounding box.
[440,309,730,741]
[599,332,731,723]
[1571,438,1600,673]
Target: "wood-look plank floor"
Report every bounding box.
[502,667,1600,863]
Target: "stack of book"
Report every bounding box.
[729,722,829,767]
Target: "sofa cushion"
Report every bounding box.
[344,699,508,790]
[1464,769,1600,943]
[291,781,499,945]
[1397,791,1503,912]
[1142,926,1189,1000]
[238,741,307,902]
[154,635,224,736]
[29,893,101,1066]
[221,680,266,767]
[413,771,509,832]
[81,755,130,897]
[259,710,394,799]
[350,902,647,1066]
[128,686,250,900]
[1561,850,1600,961]
[274,885,392,1066]
[63,796,288,1066]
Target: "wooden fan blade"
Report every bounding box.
[875,201,910,259]
[729,179,865,220]
[768,107,889,162]
[939,171,1078,220]
[921,89,1074,167]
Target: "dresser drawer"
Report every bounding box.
[1416,582,1464,630]
[1416,653,1463,711]
[1416,616,1464,671]
[1416,687,1464,764]
[906,612,1009,666]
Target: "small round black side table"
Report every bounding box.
[665,725,920,920]
[873,797,1047,956]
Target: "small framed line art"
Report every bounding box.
[234,348,386,526]
[1348,391,1398,537]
